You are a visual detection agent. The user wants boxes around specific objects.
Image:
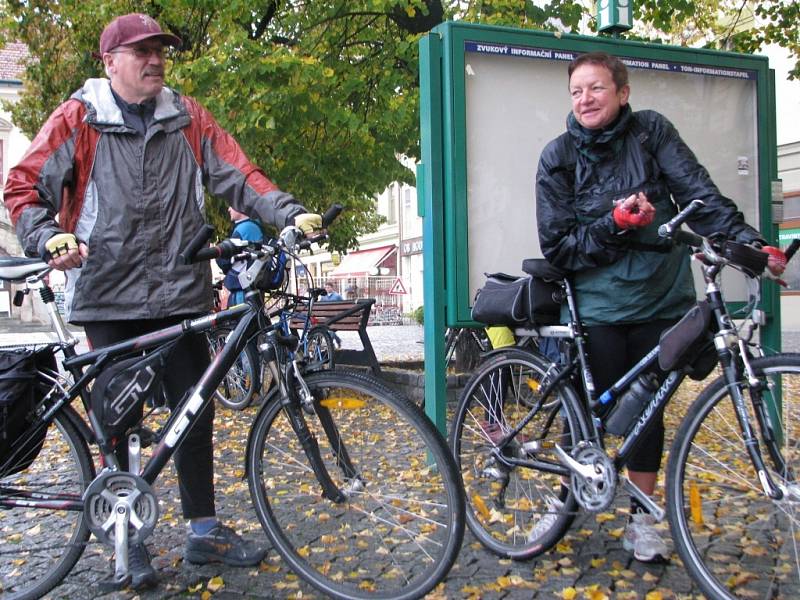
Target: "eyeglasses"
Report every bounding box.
[109,46,167,60]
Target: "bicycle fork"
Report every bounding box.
[272,359,362,503]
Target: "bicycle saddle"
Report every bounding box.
[0,257,49,282]
[521,258,567,281]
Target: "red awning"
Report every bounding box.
[330,245,396,276]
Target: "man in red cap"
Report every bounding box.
[5,12,323,591]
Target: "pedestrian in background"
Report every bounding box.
[320,281,343,348]
[217,206,264,307]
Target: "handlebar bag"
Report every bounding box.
[91,342,175,439]
[254,241,289,291]
[0,347,56,477]
[658,301,717,381]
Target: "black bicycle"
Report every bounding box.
[0,208,464,600]
[450,199,800,599]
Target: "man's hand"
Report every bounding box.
[45,233,89,270]
[762,245,787,276]
[612,192,656,230]
[294,213,322,234]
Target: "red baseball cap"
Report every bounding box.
[99,13,181,55]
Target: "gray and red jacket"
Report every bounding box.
[4,78,304,322]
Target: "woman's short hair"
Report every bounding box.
[568,51,629,91]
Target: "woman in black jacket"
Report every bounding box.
[535,51,786,562]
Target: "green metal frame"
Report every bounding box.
[419,21,779,434]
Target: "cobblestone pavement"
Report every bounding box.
[3,320,800,599]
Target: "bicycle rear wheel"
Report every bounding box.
[667,353,800,599]
[450,348,582,560]
[0,410,93,599]
[305,326,335,371]
[208,328,260,410]
[246,368,464,600]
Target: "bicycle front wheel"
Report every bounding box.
[246,368,464,600]
[0,410,93,600]
[450,348,582,560]
[667,353,800,599]
[208,328,260,410]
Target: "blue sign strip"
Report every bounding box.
[464,41,757,80]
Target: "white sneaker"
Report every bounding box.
[623,512,668,562]
[527,496,564,543]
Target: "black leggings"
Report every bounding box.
[585,319,677,473]
[83,316,215,520]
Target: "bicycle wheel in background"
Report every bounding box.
[0,410,94,600]
[305,326,335,372]
[667,353,800,599]
[450,348,582,560]
[246,368,464,600]
[208,328,260,410]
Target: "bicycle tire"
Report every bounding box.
[0,410,94,600]
[305,326,335,371]
[246,368,465,600]
[450,348,582,560]
[208,327,260,410]
[667,353,800,599]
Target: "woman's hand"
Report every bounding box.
[612,192,656,230]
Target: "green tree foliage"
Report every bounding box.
[2,1,797,248]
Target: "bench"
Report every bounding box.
[290,298,381,375]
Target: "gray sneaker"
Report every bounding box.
[185,524,267,566]
[623,512,669,562]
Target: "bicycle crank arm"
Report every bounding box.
[113,503,132,585]
[621,477,666,522]
[554,443,604,483]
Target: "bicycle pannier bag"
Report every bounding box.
[91,345,173,438]
[0,347,55,477]
[658,301,717,381]
[471,273,530,326]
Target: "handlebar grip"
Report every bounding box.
[785,239,800,262]
[673,229,704,249]
[322,203,343,228]
[179,224,215,265]
[192,240,240,263]
[658,199,706,238]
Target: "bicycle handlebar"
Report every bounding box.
[657,199,705,238]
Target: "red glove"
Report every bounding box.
[612,199,655,230]
[762,245,787,276]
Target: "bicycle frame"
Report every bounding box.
[498,238,790,512]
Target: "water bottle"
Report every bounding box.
[605,373,658,436]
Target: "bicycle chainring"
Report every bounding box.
[570,444,616,512]
[84,471,159,546]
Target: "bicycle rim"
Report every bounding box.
[667,353,800,599]
[0,411,93,599]
[247,368,464,600]
[306,326,335,371]
[450,348,580,560]
[209,329,258,409]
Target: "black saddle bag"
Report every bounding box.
[471,267,563,327]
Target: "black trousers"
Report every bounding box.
[84,316,216,520]
[585,319,677,473]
